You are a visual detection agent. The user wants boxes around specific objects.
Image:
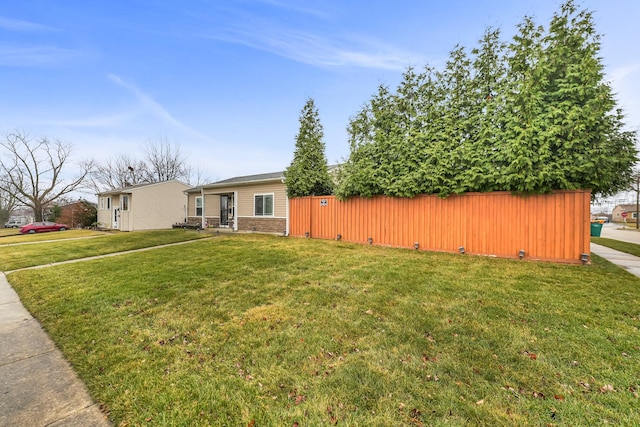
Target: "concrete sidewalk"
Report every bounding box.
[588,222,640,278]
[0,273,111,426]
[590,243,640,278]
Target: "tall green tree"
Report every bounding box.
[437,45,474,195]
[538,0,636,196]
[284,98,333,197]
[500,16,551,192]
[336,0,636,200]
[464,28,508,192]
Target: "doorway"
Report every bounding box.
[113,207,120,229]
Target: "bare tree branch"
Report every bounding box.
[89,154,151,192]
[144,136,189,183]
[0,131,93,221]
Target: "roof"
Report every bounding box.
[97,179,189,196]
[187,171,285,192]
[615,204,639,212]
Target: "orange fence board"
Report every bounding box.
[289,190,591,264]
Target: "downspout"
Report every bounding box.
[233,191,238,231]
[201,187,205,229]
[285,193,289,236]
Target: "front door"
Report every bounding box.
[113,207,120,229]
[220,195,229,226]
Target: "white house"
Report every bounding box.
[97,180,190,231]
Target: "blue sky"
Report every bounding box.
[1,0,639,187]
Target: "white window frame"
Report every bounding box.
[633,212,638,220]
[195,196,203,216]
[121,195,129,211]
[254,193,274,217]
[99,197,105,210]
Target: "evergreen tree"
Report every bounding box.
[335,0,636,200]
[501,16,551,192]
[465,27,508,192]
[284,98,333,197]
[538,0,636,196]
[335,86,389,199]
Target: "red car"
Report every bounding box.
[19,222,69,234]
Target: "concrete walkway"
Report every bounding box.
[590,243,640,277]
[0,273,111,426]
[589,222,640,278]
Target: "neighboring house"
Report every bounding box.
[97,180,190,231]
[612,204,639,223]
[56,200,97,228]
[185,171,288,234]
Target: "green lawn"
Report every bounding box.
[5,233,640,426]
[0,229,209,271]
[592,237,640,258]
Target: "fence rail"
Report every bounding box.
[289,190,591,264]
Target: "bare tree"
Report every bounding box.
[0,132,93,221]
[0,176,17,225]
[90,137,200,192]
[144,137,189,182]
[90,154,151,192]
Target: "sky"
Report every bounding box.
[1,0,639,202]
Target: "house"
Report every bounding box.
[96,180,190,231]
[185,171,288,234]
[56,200,97,228]
[612,204,639,223]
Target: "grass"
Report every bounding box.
[0,229,209,271]
[592,237,640,258]
[5,233,640,426]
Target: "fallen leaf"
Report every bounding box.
[476,399,484,405]
[600,384,615,393]
[295,395,306,405]
[247,421,255,427]
[554,394,565,401]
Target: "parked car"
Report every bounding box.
[4,217,28,228]
[19,222,69,234]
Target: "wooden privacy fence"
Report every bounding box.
[289,190,591,264]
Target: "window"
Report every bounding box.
[633,212,638,220]
[121,195,129,211]
[255,194,274,216]
[99,197,104,210]
[195,196,203,216]
[107,197,111,210]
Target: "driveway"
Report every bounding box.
[598,222,640,244]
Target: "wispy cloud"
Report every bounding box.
[204,17,419,71]
[0,44,83,66]
[251,0,330,19]
[608,64,640,83]
[107,74,216,142]
[607,64,640,130]
[0,16,56,32]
